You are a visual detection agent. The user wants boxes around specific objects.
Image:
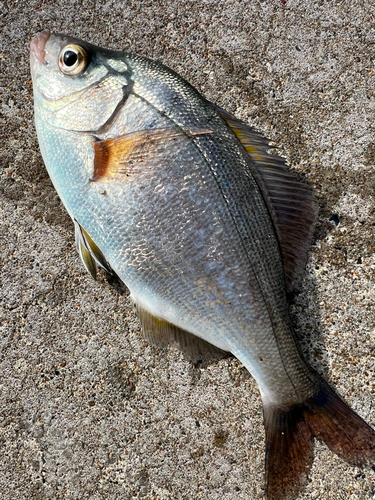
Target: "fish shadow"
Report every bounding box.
[288,214,343,383]
[288,273,330,379]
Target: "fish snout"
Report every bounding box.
[30,31,50,64]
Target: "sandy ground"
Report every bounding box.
[1,1,375,499]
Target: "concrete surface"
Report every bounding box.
[1,0,375,498]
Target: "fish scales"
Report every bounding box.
[31,32,375,499]
[128,59,316,406]
[39,49,310,401]
[110,57,309,400]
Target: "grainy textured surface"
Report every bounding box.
[1,1,375,499]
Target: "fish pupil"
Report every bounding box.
[63,50,78,67]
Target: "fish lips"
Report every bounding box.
[30,31,50,66]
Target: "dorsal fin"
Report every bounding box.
[214,105,317,293]
[135,304,228,363]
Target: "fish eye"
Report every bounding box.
[59,44,88,76]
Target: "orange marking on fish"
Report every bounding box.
[91,127,212,183]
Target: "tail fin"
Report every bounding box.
[263,379,375,499]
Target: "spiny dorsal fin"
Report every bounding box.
[215,105,317,293]
[74,219,112,280]
[135,304,228,363]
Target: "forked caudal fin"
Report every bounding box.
[264,378,375,499]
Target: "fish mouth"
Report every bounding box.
[30,31,50,65]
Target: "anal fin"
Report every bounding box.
[136,305,228,363]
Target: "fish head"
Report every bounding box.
[30,31,136,213]
[30,31,131,134]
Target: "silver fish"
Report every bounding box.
[30,31,375,499]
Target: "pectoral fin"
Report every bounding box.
[74,219,111,280]
[135,304,228,363]
[91,127,211,182]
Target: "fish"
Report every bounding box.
[30,31,375,499]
